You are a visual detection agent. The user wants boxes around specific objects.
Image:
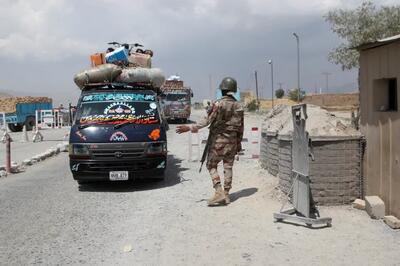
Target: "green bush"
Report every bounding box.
[246,99,258,112]
[288,89,306,102]
[275,88,285,99]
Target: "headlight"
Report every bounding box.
[146,142,167,155]
[69,144,90,156]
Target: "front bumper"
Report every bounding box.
[69,156,167,181]
[165,111,190,119]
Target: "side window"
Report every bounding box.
[373,78,398,112]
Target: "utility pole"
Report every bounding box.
[322,72,332,93]
[293,33,300,103]
[268,59,274,109]
[278,82,283,90]
[255,71,259,110]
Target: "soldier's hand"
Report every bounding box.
[176,125,190,134]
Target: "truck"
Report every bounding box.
[160,75,193,123]
[69,83,168,184]
[0,97,53,132]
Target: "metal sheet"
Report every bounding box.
[291,104,310,217]
[293,173,310,216]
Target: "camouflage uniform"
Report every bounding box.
[193,95,244,192]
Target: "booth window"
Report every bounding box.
[373,78,398,112]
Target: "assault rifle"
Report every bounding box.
[199,132,212,173]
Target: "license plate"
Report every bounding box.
[109,171,129,181]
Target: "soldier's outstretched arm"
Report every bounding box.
[176,103,218,134]
[190,103,218,132]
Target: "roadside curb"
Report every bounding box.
[0,141,69,177]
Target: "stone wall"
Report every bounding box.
[303,93,359,111]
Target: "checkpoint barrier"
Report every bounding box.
[188,131,201,162]
[36,109,54,129]
[35,109,71,130]
[251,127,260,159]
[1,131,12,173]
[0,112,6,132]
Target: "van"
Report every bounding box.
[69,83,167,184]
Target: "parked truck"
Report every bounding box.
[160,75,193,123]
[0,97,53,132]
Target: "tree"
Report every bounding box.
[324,1,400,70]
[288,89,306,102]
[275,88,285,99]
[246,99,259,112]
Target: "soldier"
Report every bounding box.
[176,77,244,206]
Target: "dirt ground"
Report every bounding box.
[0,109,399,265]
[156,110,400,266]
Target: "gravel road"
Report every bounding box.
[0,110,399,265]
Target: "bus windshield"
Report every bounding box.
[76,92,160,125]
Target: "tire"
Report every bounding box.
[8,123,23,132]
[25,116,35,131]
[77,180,89,185]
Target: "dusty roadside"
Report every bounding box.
[0,110,399,265]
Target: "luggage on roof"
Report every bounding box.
[105,47,129,64]
[115,67,165,88]
[74,64,122,89]
[90,53,105,67]
[128,53,152,68]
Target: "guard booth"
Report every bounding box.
[357,34,400,218]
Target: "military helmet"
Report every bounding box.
[219,77,237,93]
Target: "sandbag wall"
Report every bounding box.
[260,132,364,205]
[260,130,279,176]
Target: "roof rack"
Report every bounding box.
[81,82,161,94]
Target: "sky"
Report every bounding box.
[0,0,398,105]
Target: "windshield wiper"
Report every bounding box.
[114,121,137,129]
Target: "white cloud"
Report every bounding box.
[0,0,398,60]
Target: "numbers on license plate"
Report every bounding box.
[109,171,129,181]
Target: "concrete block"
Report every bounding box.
[352,199,365,210]
[57,142,68,152]
[22,159,32,166]
[45,149,54,156]
[40,154,47,159]
[365,196,385,219]
[32,155,41,160]
[10,164,21,173]
[384,216,400,229]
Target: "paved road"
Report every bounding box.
[1,111,399,265]
[0,128,69,166]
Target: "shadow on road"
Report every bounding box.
[276,220,332,230]
[230,187,258,203]
[78,155,189,193]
